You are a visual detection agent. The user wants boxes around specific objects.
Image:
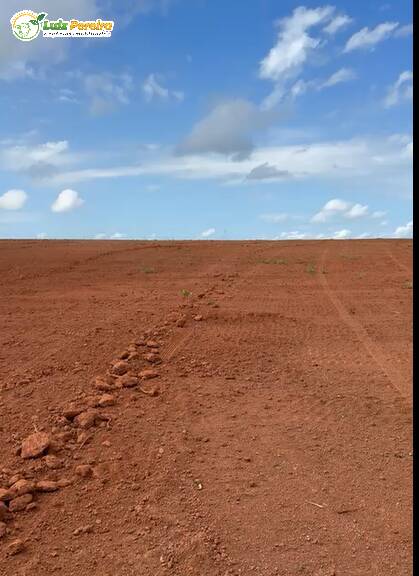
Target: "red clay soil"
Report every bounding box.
[0,239,412,576]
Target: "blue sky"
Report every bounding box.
[0,0,413,239]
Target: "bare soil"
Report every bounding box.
[0,239,412,576]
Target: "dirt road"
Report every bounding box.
[0,240,412,575]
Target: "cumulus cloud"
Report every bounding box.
[371,210,387,219]
[323,14,353,35]
[176,99,274,159]
[344,203,369,219]
[85,73,133,115]
[143,73,184,102]
[36,232,48,239]
[394,221,413,238]
[279,230,308,240]
[311,198,351,222]
[51,189,84,213]
[344,22,399,52]
[201,227,216,238]
[383,71,413,108]
[110,232,126,239]
[259,5,336,108]
[0,190,28,210]
[246,162,291,180]
[312,199,369,222]
[333,228,351,239]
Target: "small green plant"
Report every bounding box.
[30,12,46,25]
[306,263,316,274]
[181,289,192,297]
[404,280,413,289]
[141,266,155,274]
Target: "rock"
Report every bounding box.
[0,502,11,521]
[62,405,85,420]
[102,440,111,447]
[74,410,97,430]
[7,539,25,555]
[144,352,161,364]
[194,315,203,321]
[110,361,129,376]
[73,525,93,536]
[9,493,33,512]
[44,455,63,470]
[139,369,159,380]
[35,480,60,492]
[176,317,186,327]
[56,478,72,488]
[75,465,93,478]
[0,488,13,502]
[93,377,114,392]
[21,432,50,459]
[98,394,116,407]
[0,521,6,539]
[146,340,159,348]
[118,351,130,360]
[117,374,139,388]
[139,384,160,397]
[8,479,35,498]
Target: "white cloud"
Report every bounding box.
[344,22,399,52]
[39,135,413,189]
[85,73,133,115]
[0,140,71,173]
[36,232,48,239]
[279,230,308,240]
[320,67,357,88]
[259,5,335,108]
[344,203,369,219]
[246,162,291,180]
[312,199,370,222]
[383,71,413,108]
[311,198,351,222]
[143,73,184,103]
[0,189,28,210]
[51,189,84,213]
[201,227,216,238]
[334,228,351,239]
[323,14,353,35]
[394,221,413,238]
[371,210,387,219]
[176,99,274,158]
[259,213,290,223]
[110,232,126,239]
[94,233,107,239]
[394,24,413,37]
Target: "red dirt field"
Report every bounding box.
[0,239,412,576]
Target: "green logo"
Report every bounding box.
[11,10,46,42]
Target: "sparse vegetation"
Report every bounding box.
[141,266,156,274]
[181,289,192,297]
[404,280,413,289]
[306,263,316,274]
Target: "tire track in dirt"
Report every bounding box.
[319,248,411,404]
[386,248,412,276]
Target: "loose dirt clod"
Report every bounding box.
[194,314,203,321]
[9,493,33,512]
[0,489,12,502]
[44,455,63,470]
[139,369,159,380]
[74,411,98,430]
[98,393,116,407]
[35,480,60,492]
[8,480,35,498]
[7,539,25,555]
[21,432,50,459]
[117,374,139,388]
[110,361,129,376]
